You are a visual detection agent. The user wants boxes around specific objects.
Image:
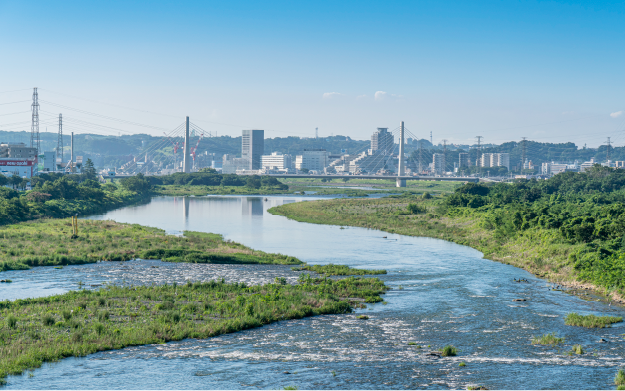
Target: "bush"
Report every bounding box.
[42,314,55,326]
[98,310,110,322]
[440,345,457,357]
[531,333,564,345]
[616,369,625,386]
[62,309,72,320]
[6,315,17,329]
[93,323,105,335]
[407,203,427,214]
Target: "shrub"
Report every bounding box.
[98,310,110,322]
[407,203,427,214]
[616,369,625,386]
[531,333,564,345]
[440,345,457,357]
[62,310,72,320]
[6,315,17,329]
[42,314,55,326]
[93,323,105,335]
[571,344,584,355]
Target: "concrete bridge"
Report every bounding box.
[265,174,478,183]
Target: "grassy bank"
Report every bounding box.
[268,168,625,301]
[0,218,302,272]
[293,264,387,276]
[151,185,293,196]
[0,276,388,385]
[279,178,461,193]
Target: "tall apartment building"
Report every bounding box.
[242,129,264,170]
[295,149,328,172]
[433,153,445,174]
[480,153,510,170]
[261,152,292,170]
[459,153,470,168]
[371,128,394,155]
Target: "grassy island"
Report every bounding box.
[0,218,301,272]
[270,166,625,301]
[293,264,387,276]
[0,276,388,385]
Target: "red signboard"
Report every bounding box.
[0,160,33,166]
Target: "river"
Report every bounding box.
[3,195,625,389]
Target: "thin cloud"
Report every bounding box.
[356,94,368,99]
[323,92,343,99]
[374,91,387,101]
[610,111,623,118]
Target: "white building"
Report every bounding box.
[261,152,292,170]
[432,153,445,174]
[480,153,510,170]
[222,154,248,174]
[295,149,328,171]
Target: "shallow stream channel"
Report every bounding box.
[3,195,625,389]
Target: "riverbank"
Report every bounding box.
[0,218,302,272]
[268,195,624,303]
[0,276,388,385]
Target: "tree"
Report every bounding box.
[83,158,97,180]
[245,175,261,189]
[10,174,22,190]
[0,174,8,188]
[119,173,152,195]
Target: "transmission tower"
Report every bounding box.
[315,127,318,139]
[430,131,432,144]
[521,137,527,171]
[30,87,40,176]
[58,114,64,163]
[606,137,611,162]
[475,136,483,166]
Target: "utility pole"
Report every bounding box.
[606,137,611,163]
[442,139,448,173]
[521,137,527,172]
[430,131,432,145]
[58,114,64,164]
[30,87,40,176]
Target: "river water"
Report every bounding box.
[3,195,625,389]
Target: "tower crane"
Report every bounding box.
[190,132,204,171]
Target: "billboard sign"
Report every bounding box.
[0,160,33,166]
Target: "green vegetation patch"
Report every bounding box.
[0,276,387,384]
[531,333,564,345]
[440,345,458,357]
[293,264,386,276]
[0,219,302,272]
[564,313,623,328]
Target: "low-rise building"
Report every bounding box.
[295,149,328,171]
[261,152,292,170]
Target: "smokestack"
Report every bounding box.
[71,132,74,162]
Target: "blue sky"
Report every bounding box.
[0,0,624,146]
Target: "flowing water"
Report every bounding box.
[3,195,625,389]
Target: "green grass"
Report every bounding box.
[564,313,623,328]
[571,344,584,355]
[152,185,292,196]
[616,369,625,386]
[356,315,369,320]
[292,264,386,276]
[531,333,564,345]
[459,362,466,367]
[0,218,302,272]
[440,345,457,357]
[0,276,388,385]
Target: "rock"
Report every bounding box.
[283,371,291,374]
[513,299,526,302]
[598,338,608,343]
